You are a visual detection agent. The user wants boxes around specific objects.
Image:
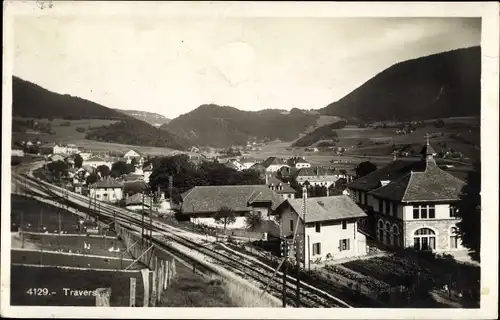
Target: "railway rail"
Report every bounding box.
[13,171,352,308]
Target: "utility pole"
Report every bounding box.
[141,192,145,246]
[282,239,288,308]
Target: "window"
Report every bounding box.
[339,239,350,251]
[341,220,347,230]
[289,220,294,232]
[385,222,391,245]
[450,227,459,249]
[315,222,321,233]
[392,225,400,246]
[96,194,101,199]
[312,243,321,256]
[413,228,436,251]
[412,205,436,219]
[378,220,384,242]
[449,205,459,218]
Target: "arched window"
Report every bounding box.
[413,228,436,251]
[378,220,384,242]
[385,222,391,245]
[392,225,400,247]
[450,227,459,249]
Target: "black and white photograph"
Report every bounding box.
[1,1,498,319]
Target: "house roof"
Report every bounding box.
[180,185,284,214]
[287,157,310,166]
[94,178,123,189]
[86,156,106,162]
[126,193,152,206]
[249,163,266,171]
[225,162,240,170]
[240,157,257,164]
[347,159,427,192]
[278,195,367,223]
[368,162,466,202]
[266,176,296,194]
[296,166,336,177]
[261,157,287,168]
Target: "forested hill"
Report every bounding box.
[12,76,191,150]
[318,46,481,121]
[161,104,319,147]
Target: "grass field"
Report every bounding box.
[12,117,179,155]
[11,249,141,270]
[14,233,132,259]
[11,194,88,233]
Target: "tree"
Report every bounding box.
[111,160,133,177]
[86,172,99,185]
[455,162,481,262]
[97,165,110,178]
[335,177,348,190]
[131,157,138,167]
[74,154,83,168]
[355,161,377,178]
[245,210,263,231]
[214,206,236,232]
[47,160,69,179]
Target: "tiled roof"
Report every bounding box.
[347,159,426,192]
[278,195,367,223]
[94,178,123,189]
[364,156,466,202]
[86,156,106,162]
[266,176,296,194]
[249,163,266,171]
[180,185,284,214]
[261,157,287,168]
[126,193,152,206]
[287,157,309,166]
[296,166,336,177]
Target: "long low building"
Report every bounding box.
[180,185,284,229]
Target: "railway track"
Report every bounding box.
[13,171,352,308]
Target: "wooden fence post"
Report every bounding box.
[130,277,136,307]
[157,260,164,303]
[164,260,170,290]
[141,268,150,307]
[151,270,157,307]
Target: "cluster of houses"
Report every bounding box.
[42,138,471,265]
[172,140,470,266]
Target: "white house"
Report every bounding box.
[180,185,284,229]
[227,159,246,171]
[123,149,144,166]
[78,152,93,161]
[288,157,311,169]
[261,157,290,173]
[83,156,112,169]
[295,167,341,188]
[143,163,153,184]
[125,193,153,211]
[240,158,257,170]
[347,140,468,255]
[12,149,24,157]
[275,190,368,267]
[266,174,296,200]
[89,178,124,203]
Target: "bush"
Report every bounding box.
[75,127,86,133]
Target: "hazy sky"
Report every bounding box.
[13,16,480,119]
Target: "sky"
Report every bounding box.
[13,16,480,119]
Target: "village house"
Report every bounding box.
[83,156,112,169]
[287,157,311,169]
[125,193,153,211]
[143,163,153,184]
[50,154,65,162]
[123,149,144,166]
[240,157,257,170]
[265,174,296,200]
[346,140,467,255]
[225,159,246,171]
[77,152,93,161]
[12,149,24,157]
[88,178,124,203]
[274,189,368,267]
[261,156,290,173]
[295,166,342,188]
[179,185,284,229]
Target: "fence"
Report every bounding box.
[114,222,178,307]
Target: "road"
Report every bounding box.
[11,164,352,308]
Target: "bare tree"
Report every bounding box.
[214,206,236,232]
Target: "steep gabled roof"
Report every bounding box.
[296,166,336,177]
[347,159,426,192]
[180,185,284,214]
[266,176,296,194]
[367,160,466,202]
[126,193,152,206]
[277,195,366,223]
[94,178,123,189]
[261,157,287,168]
